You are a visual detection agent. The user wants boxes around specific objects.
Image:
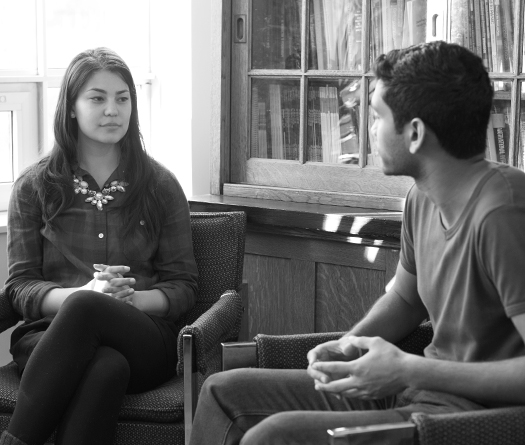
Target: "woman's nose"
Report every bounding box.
[104,101,118,116]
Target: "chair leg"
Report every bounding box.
[327,422,416,445]
[183,334,198,445]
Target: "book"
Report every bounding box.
[251,85,259,158]
[491,103,510,163]
[493,0,504,72]
[309,5,318,69]
[269,84,284,159]
[258,101,268,159]
[371,0,383,61]
[479,0,490,70]
[519,111,525,170]
[500,0,514,72]
[485,115,498,161]
[472,0,483,57]
[312,0,327,69]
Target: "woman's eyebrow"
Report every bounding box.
[86,88,129,94]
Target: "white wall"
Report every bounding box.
[149,0,211,198]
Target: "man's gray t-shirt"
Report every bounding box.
[400,162,525,364]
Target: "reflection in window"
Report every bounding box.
[308,0,362,70]
[250,79,300,160]
[307,78,361,164]
[252,0,301,70]
[0,112,14,183]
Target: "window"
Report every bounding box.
[0,0,152,211]
[221,0,525,211]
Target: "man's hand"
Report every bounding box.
[310,336,410,400]
[306,337,362,383]
[92,264,135,304]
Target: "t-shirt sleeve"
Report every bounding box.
[479,205,525,318]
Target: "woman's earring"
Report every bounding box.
[70,112,76,118]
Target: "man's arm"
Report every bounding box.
[313,312,525,405]
[404,312,525,405]
[345,262,427,341]
[307,263,427,382]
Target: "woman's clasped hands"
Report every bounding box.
[81,264,136,305]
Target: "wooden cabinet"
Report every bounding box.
[190,195,401,338]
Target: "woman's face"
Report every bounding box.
[72,70,132,149]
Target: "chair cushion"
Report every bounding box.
[0,363,197,424]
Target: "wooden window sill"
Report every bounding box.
[189,194,402,248]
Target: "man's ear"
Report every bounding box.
[405,118,426,154]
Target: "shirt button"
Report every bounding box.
[140,220,145,226]
[98,233,104,239]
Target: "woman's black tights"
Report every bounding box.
[7,291,175,445]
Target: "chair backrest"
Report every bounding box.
[176,211,246,328]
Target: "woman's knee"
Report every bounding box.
[59,291,108,322]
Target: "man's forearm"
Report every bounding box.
[405,354,525,405]
[345,289,427,343]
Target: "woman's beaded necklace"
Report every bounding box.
[73,174,129,211]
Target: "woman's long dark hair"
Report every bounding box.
[34,47,162,240]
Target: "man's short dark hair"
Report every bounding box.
[373,41,493,159]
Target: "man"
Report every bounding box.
[189,41,525,445]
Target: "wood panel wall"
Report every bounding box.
[243,230,400,339]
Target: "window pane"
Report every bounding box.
[309,0,362,70]
[0,1,37,71]
[450,0,515,73]
[45,0,150,71]
[486,82,511,164]
[250,79,300,160]
[252,0,302,69]
[0,112,14,183]
[307,78,361,164]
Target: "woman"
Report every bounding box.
[2,48,198,445]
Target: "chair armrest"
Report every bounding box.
[254,332,345,369]
[327,422,415,445]
[222,342,257,371]
[176,290,244,375]
[395,321,433,355]
[411,406,525,445]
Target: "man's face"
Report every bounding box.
[370,80,416,177]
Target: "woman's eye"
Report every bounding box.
[91,96,104,102]
[118,97,130,103]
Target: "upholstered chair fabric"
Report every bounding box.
[0,211,247,445]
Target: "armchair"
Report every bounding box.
[0,211,247,445]
[222,322,525,445]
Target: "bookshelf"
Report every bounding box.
[214,0,525,211]
[201,0,525,337]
